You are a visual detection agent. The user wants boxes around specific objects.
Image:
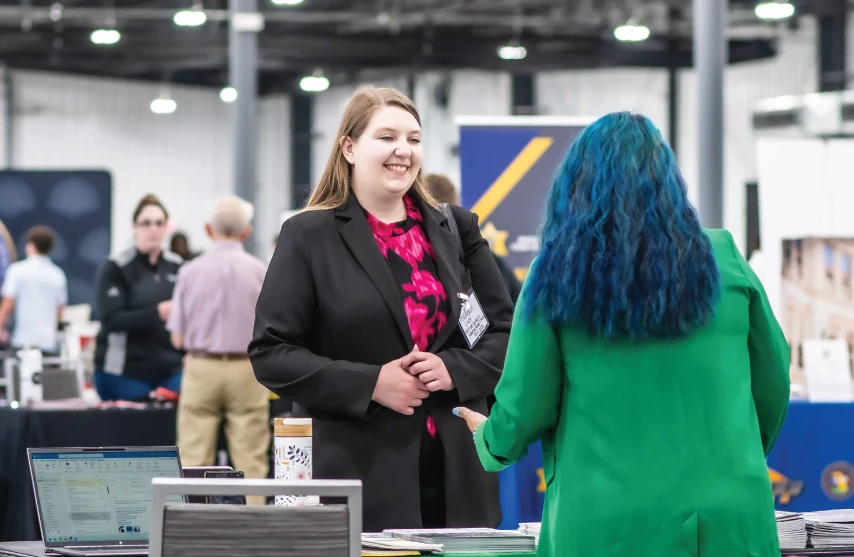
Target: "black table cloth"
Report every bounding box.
[0,406,177,542]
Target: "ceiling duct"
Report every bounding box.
[753,91,854,138]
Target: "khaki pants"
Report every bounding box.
[177,356,271,506]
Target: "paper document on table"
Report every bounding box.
[362,549,421,557]
[804,510,854,549]
[775,511,806,549]
[383,528,536,554]
[518,523,541,547]
[361,533,443,553]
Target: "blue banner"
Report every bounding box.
[767,401,854,512]
[0,218,16,292]
[458,116,589,282]
[457,117,589,529]
[0,171,112,315]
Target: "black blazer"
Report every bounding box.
[249,194,513,532]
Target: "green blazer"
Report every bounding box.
[475,229,790,557]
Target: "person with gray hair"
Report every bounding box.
[167,195,271,504]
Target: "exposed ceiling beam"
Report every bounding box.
[0,5,686,32]
[0,0,794,94]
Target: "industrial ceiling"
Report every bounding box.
[0,0,822,94]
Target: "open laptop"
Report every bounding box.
[27,446,184,556]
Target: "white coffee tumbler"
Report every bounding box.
[274,417,319,506]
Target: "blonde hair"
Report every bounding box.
[305,85,438,211]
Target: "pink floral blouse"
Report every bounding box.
[366,195,451,351]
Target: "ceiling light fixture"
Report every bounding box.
[90,28,120,45]
[150,97,177,114]
[498,42,527,60]
[271,0,303,5]
[498,44,527,60]
[220,87,238,102]
[92,0,120,45]
[299,69,329,93]
[151,84,177,114]
[499,9,527,61]
[754,1,795,20]
[173,7,207,26]
[614,23,650,42]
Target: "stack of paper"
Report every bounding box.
[362,533,442,554]
[804,509,854,548]
[383,528,536,554]
[775,511,807,549]
[518,523,541,547]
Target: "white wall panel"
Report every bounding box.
[443,70,512,190]
[311,85,354,187]
[537,68,669,131]
[448,70,512,117]
[537,21,818,255]
[10,70,289,258]
[257,93,291,260]
[12,71,231,253]
[413,71,454,185]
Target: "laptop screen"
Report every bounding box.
[30,448,183,545]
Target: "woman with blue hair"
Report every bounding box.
[455,112,790,557]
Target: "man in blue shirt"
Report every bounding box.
[0,226,68,352]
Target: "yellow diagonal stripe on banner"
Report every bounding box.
[471,136,554,221]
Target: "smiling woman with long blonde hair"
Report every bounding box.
[249,85,513,531]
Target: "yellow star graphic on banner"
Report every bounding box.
[480,222,509,257]
[536,468,546,493]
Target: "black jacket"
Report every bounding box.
[249,195,513,532]
[94,248,184,382]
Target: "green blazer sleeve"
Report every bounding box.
[474,282,564,472]
[729,231,790,455]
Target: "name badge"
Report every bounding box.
[457,289,489,348]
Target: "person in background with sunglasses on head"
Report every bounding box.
[93,194,184,402]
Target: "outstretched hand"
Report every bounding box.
[453,406,487,433]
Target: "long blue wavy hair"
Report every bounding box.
[522,112,721,339]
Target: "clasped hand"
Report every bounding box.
[372,346,455,415]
